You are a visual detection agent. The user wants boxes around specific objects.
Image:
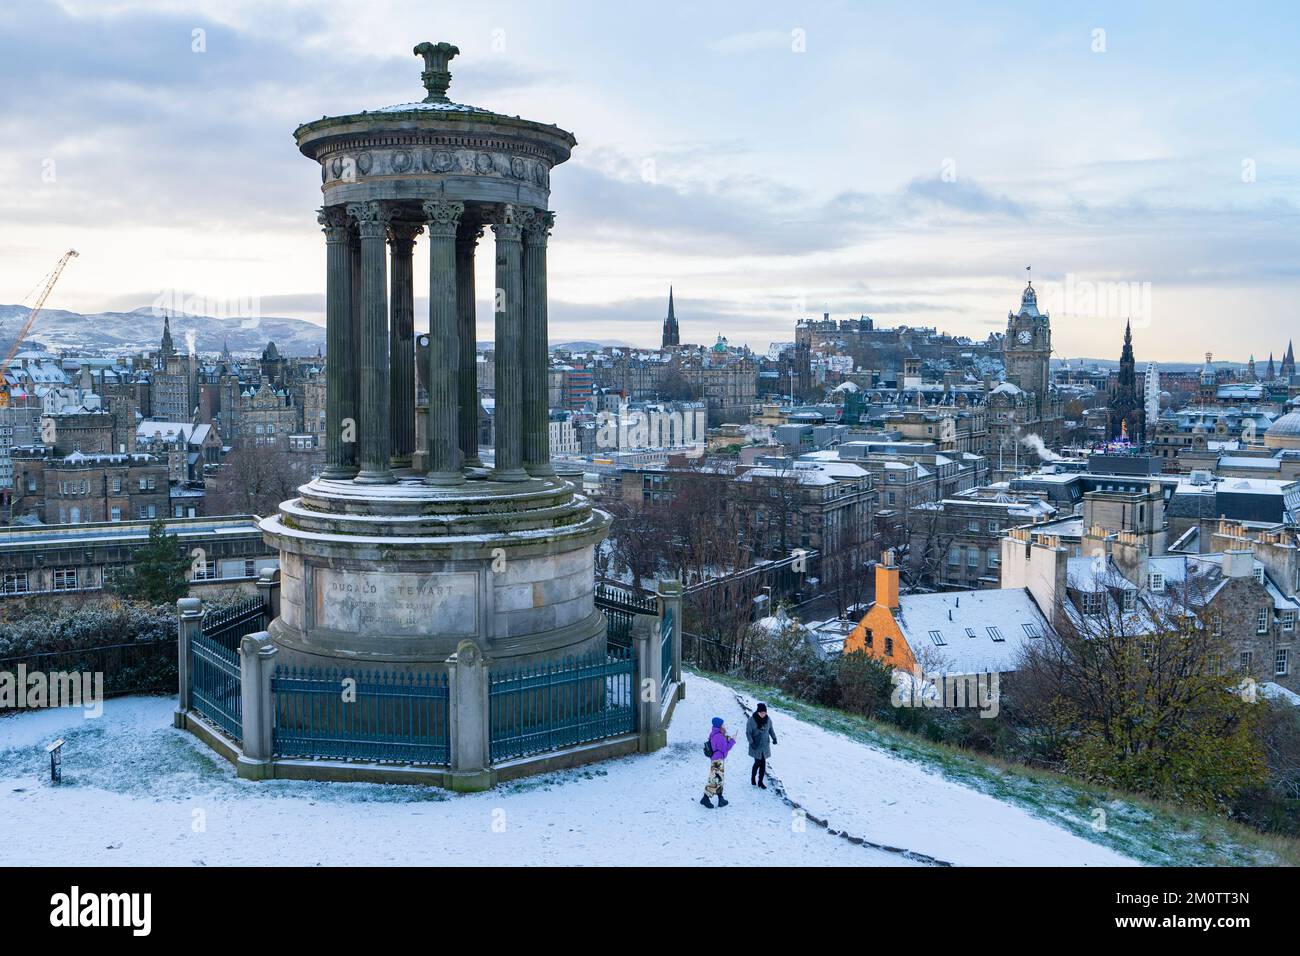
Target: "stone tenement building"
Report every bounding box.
[0,516,276,603]
[237,382,301,451]
[11,448,170,524]
[677,340,759,425]
[46,409,114,457]
[151,315,200,422]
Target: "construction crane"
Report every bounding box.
[0,249,78,408]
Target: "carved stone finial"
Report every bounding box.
[413,41,460,103]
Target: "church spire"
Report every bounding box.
[661,285,680,348]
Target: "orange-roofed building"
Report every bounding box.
[844,550,1054,678]
[843,551,917,671]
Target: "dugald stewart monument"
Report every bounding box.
[263,40,609,672]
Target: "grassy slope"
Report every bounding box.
[700,668,1299,867]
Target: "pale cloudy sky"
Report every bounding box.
[1,0,1298,362]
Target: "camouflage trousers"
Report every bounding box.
[704,760,726,796]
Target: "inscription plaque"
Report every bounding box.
[314,568,478,637]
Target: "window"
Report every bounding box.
[1211,615,1223,637]
[244,559,257,578]
[1122,590,1137,613]
[138,477,147,491]
[947,547,960,566]
[52,567,78,591]
[965,627,977,639]
[193,560,218,581]
[110,506,121,522]
[1241,651,1253,672]
[1022,623,1042,638]
[929,629,946,646]
[1082,591,1105,615]
[1,572,29,595]
[987,519,999,532]
[987,547,999,567]
[1277,648,1291,677]
[1148,572,1164,592]
[967,520,980,533]
[1282,610,1296,632]
[112,478,121,493]
[884,637,894,656]
[987,627,1005,642]
[967,549,978,568]
[1257,608,1270,634]
[864,627,873,649]
[147,505,157,518]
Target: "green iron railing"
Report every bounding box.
[489,644,638,762]
[660,606,675,689]
[201,597,267,654]
[603,606,635,647]
[190,631,242,741]
[271,667,450,765]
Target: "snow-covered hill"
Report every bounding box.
[0,673,1132,867]
[0,304,326,357]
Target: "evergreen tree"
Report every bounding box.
[109,518,191,606]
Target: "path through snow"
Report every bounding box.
[0,673,1130,866]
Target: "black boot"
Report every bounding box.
[716,790,729,808]
[751,767,758,786]
[757,779,767,790]
[700,794,715,808]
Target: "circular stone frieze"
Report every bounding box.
[391,149,412,172]
[510,156,526,179]
[474,152,493,174]
[330,157,344,179]
[533,162,547,186]
[356,151,373,175]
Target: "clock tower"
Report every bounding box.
[1003,278,1051,416]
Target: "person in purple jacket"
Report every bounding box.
[700,716,736,809]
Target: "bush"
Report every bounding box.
[0,599,179,707]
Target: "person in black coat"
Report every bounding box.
[746,702,778,789]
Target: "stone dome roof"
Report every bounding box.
[1264,411,1300,449]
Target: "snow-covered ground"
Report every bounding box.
[0,674,1131,866]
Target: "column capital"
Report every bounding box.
[317,206,350,244]
[457,219,485,247]
[347,200,397,239]
[422,199,465,238]
[387,220,424,251]
[491,203,525,243]
[522,209,555,245]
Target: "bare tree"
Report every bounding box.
[1015,568,1265,809]
[206,445,313,517]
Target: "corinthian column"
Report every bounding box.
[388,220,422,469]
[346,200,396,484]
[318,206,357,479]
[456,218,484,468]
[423,199,465,485]
[522,209,555,477]
[491,205,527,482]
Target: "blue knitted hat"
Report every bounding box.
[711,717,724,728]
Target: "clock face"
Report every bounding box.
[1017,330,1032,345]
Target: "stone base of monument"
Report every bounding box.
[258,473,610,673]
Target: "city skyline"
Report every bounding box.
[1,1,1297,361]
